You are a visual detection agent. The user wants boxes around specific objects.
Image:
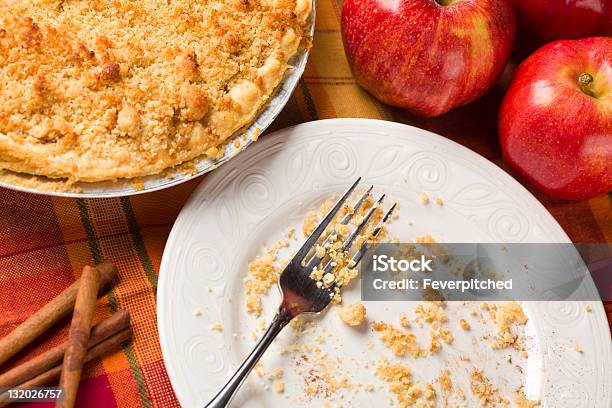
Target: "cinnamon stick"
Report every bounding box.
[0,264,117,367]
[0,327,131,408]
[56,266,101,408]
[0,310,130,388]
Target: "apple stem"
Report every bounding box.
[578,73,595,98]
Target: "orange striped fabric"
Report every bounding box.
[0,1,610,407]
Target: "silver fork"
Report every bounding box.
[204,177,396,408]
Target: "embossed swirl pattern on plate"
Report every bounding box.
[403,151,448,192]
[316,139,359,181]
[487,207,530,242]
[552,380,589,408]
[186,338,226,377]
[183,242,228,286]
[237,171,278,215]
[543,302,586,327]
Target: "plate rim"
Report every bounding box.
[157,118,612,407]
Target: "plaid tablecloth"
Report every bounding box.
[1,1,610,407]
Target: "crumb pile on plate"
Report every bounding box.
[238,192,543,407]
[0,0,310,182]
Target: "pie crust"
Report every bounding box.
[0,0,311,182]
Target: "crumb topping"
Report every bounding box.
[486,302,528,349]
[415,301,447,324]
[273,380,285,393]
[302,210,318,236]
[0,0,310,181]
[338,302,366,326]
[438,369,452,392]
[371,322,427,358]
[470,369,508,407]
[515,386,541,408]
[244,239,289,317]
[375,360,436,407]
[419,192,430,205]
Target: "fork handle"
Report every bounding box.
[204,307,293,408]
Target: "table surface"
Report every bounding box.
[0,1,610,407]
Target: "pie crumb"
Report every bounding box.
[246,294,262,317]
[286,228,296,240]
[132,180,145,191]
[585,305,592,312]
[244,240,289,317]
[211,322,223,332]
[434,197,444,206]
[273,380,284,393]
[302,211,318,236]
[375,360,436,406]
[399,314,411,328]
[371,322,426,357]
[419,192,430,205]
[193,307,203,317]
[253,128,262,142]
[338,303,366,326]
[470,369,507,406]
[254,362,265,377]
[439,369,452,392]
[488,301,528,349]
[515,386,541,407]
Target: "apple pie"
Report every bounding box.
[0,0,311,182]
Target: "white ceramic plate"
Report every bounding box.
[158,119,611,407]
[0,7,315,198]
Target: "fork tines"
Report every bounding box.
[294,178,396,278]
[350,202,397,267]
[303,184,374,270]
[293,177,361,263]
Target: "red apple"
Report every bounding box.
[512,0,612,52]
[341,0,515,118]
[499,37,612,200]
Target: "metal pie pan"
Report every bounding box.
[0,6,315,198]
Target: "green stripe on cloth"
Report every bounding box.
[77,199,102,264]
[77,198,153,408]
[299,80,319,120]
[120,197,158,292]
[122,341,153,408]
